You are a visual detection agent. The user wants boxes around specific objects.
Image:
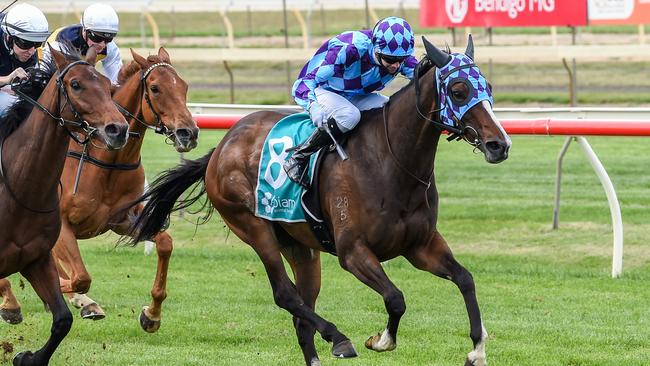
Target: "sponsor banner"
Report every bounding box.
[589,0,650,25]
[420,0,588,27]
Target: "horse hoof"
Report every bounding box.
[80,303,105,320]
[364,330,396,352]
[0,308,23,324]
[12,350,33,366]
[139,307,161,333]
[309,357,321,366]
[331,339,357,358]
[465,357,486,366]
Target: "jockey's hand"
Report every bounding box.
[308,102,326,129]
[9,68,28,84]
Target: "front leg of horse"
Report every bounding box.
[405,232,488,366]
[54,247,105,321]
[338,243,405,353]
[14,254,72,366]
[0,278,22,324]
[139,230,173,333]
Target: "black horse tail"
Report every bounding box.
[127,148,215,245]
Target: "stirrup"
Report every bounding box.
[284,159,310,188]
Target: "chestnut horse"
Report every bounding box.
[0,48,198,333]
[126,36,510,365]
[0,47,128,365]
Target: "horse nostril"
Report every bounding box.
[105,123,128,138]
[175,128,193,141]
[485,140,505,154]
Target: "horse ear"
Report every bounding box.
[422,36,451,68]
[465,34,474,60]
[48,43,68,71]
[85,45,97,66]
[158,47,171,63]
[130,48,149,69]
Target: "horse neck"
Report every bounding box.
[382,67,442,185]
[4,79,73,200]
[93,71,146,163]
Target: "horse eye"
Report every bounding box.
[71,80,81,90]
[150,85,159,94]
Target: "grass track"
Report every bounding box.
[2,131,650,365]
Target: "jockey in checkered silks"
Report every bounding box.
[284,16,418,188]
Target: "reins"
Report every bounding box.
[0,60,94,213]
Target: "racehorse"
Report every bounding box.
[125,36,510,366]
[0,46,129,365]
[0,48,198,333]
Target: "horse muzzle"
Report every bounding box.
[483,140,510,164]
[102,122,129,150]
[172,127,199,152]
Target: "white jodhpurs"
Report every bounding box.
[314,87,388,132]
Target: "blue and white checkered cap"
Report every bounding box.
[372,17,414,57]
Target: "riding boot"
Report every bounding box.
[283,128,331,188]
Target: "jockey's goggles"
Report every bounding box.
[379,54,407,65]
[86,30,115,44]
[13,36,43,50]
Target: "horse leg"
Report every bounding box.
[53,235,105,321]
[224,215,355,362]
[281,246,322,366]
[52,222,93,294]
[138,230,173,333]
[404,231,488,366]
[0,277,22,324]
[337,241,405,352]
[13,254,72,366]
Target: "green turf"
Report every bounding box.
[2,130,650,365]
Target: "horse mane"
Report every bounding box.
[390,55,435,102]
[0,42,83,141]
[117,54,168,85]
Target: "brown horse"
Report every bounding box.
[0,46,128,365]
[0,48,198,333]
[125,36,509,366]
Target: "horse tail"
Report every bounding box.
[127,148,215,245]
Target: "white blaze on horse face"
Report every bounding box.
[481,100,512,147]
[467,324,488,366]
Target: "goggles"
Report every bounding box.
[379,53,407,65]
[86,30,115,44]
[13,37,43,50]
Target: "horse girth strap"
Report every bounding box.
[67,150,141,171]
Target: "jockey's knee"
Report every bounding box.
[331,107,360,133]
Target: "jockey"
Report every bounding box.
[0,3,49,113]
[40,3,122,85]
[284,16,418,188]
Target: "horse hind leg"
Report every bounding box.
[55,256,105,320]
[405,232,488,366]
[337,242,405,353]
[281,244,323,366]
[13,254,72,366]
[138,230,173,333]
[224,215,355,363]
[0,278,23,324]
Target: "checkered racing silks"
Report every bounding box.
[372,16,414,57]
[292,29,418,110]
[436,53,493,127]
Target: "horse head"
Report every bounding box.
[129,48,199,152]
[423,35,511,163]
[49,45,129,150]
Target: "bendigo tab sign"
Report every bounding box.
[421,0,588,27]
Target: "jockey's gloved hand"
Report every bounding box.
[308,102,326,129]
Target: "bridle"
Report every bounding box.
[382,54,491,203]
[114,62,176,139]
[0,60,97,213]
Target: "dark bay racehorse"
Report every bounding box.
[0,48,198,333]
[0,46,128,365]
[125,36,510,366]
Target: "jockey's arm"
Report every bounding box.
[102,42,123,85]
[400,55,419,79]
[293,45,342,110]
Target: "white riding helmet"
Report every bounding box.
[82,3,119,34]
[2,3,50,42]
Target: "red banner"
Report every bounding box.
[420,0,588,27]
[589,0,650,25]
